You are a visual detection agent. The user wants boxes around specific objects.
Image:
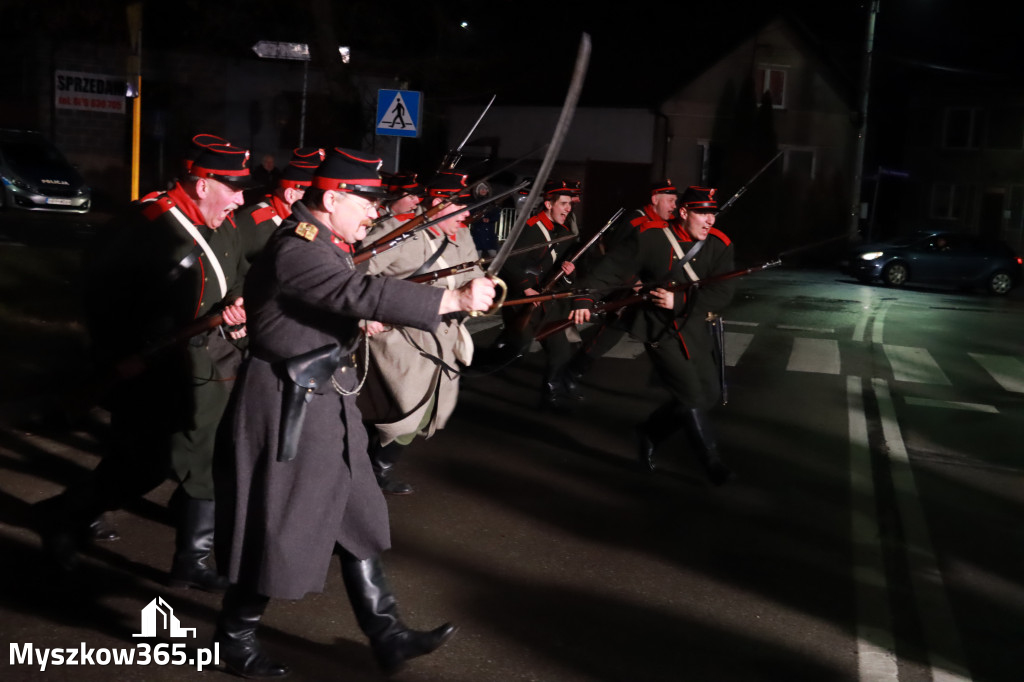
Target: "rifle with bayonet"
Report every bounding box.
[716,150,783,216]
[354,147,543,264]
[505,207,625,335]
[439,94,496,171]
[406,233,577,284]
[531,259,783,341]
[355,181,528,266]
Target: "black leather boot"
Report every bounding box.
[214,585,290,679]
[33,488,102,571]
[679,408,736,486]
[169,496,230,591]
[560,368,585,401]
[340,554,456,676]
[369,438,414,495]
[565,349,593,384]
[89,513,120,541]
[635,403,678,473]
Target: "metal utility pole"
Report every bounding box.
[126,2,143,201]
[849,0,880,241]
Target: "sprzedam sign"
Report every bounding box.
[55,70,127,114]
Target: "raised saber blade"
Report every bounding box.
[485,33,591,278]
[457,94,496,152]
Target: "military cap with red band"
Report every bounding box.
[190,143,259,188]
[678,186,718,212]
[543,179,577,199]
[279,147,325,189]
[427,171,470,202]
[382,172,424,197]
[650,179,676,195]
[311,147,388,197]
[183,133,230,172]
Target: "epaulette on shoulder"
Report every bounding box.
[294,222,319,241]
[251,204,279,224]
[141,194,176,221]
[630,215,647,228]
[709,227,731,246]
[526,214,543,227]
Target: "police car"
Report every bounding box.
[0,129,91,213]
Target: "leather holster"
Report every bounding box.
[277,343,344,462]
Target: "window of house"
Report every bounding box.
[943,107,984,149]
[931,183,964,220]
[756,66,787,109]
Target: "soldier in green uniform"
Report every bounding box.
[496,179,582,409]
[35,142,256,588]
[234,147,324,265]
[570,186,736,485]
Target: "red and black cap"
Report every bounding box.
[190,143,259,188]
[279,147,324,189]
[650,179,676,196]
[678,186,718,212]
[427,171,470,203]
[311,147,387,197]
[562,178,582,200]
[183,133,230,172]
[382,172,425,197]
[544,179,576,199]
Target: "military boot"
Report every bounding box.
[214,585,290,679]
[679,408,736,486]
[369,438,414,495]
[340,554,456,676]
[169,496,230,592]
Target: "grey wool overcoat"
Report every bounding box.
[215,202,444,600]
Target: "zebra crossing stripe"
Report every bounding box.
[883,345,951,385]
[724,331,753,367]
[968,353,1024,393]
[787,338,841,375]
[904,397,999,414]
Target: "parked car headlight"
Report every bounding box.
[859,251,884,261]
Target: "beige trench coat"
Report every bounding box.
[358,218,482,444]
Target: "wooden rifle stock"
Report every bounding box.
[405,234,577,285]
[506,207,624,335]
[353,202,449,265]
[534,259,782,342]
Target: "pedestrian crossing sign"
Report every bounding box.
[376,89,422,138]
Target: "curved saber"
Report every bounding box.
[472,32,592,316]
[457,94,496,152]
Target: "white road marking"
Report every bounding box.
[849,376,899,682]
[778,324,836,334]
[787,338,841,375]
[872,378,973,682]
[883,345,951,385]
[724,331,753,367]
[968,353,1024,393]
[725,320,758,327]
[904,397,998,414]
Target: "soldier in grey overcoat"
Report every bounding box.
[359,171,482,494]
[212,148,495,679]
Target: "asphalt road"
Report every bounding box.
[1,267,1022,682]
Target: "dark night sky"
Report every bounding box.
[5,0,1022,104]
